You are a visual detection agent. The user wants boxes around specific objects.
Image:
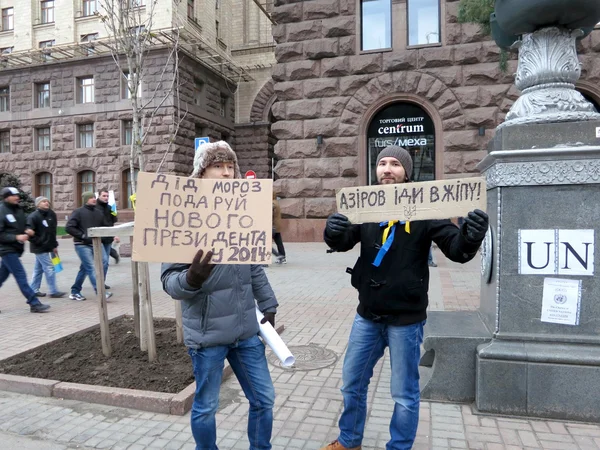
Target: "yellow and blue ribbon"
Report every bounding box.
[373,220,410,267]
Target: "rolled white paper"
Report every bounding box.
[256,308,295,367]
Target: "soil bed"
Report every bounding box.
[0,317,194,394]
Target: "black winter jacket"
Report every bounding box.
[95,200,117,244]
[325,219,483,326]
[27,208,59,254]
[66,204,105,246]
[0,201,27,256]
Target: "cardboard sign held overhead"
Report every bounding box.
[336,177,487,224]
[132,172,273,264]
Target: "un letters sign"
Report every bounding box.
[518,229,595,276]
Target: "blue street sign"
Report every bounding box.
[195,137,210,152]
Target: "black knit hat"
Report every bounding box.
[376,146,413,181]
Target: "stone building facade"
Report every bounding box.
[268,0,600,241]
[0,0,272,219]
[0,51,237,220]
[231,1,278,180]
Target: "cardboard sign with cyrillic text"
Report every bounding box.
[132,172,273,264]
[336,178,487,224]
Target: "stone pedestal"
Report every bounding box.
[475,120,600,422]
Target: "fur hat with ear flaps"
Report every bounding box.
[191,141,241,179]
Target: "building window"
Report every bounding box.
[82,0,97,16]
[0,47,12,54]
[407,0,440,46]
[2,7,14,31]
[77,123,94,148]
[0,130,9,153]
[36,172,52,201]
[130,25,146,36]
[219,94,227,117]
[215,20,220,39]
[122,71,141,99]
[0,87,9,112]
[36,127,51,151]
[187,0,194,19]
[123,120,133,145]
[78,170,95,205]
[129,0,145,7]
[193,79,204,106]
[122,168,139,208]
[77,76,94,104]
[361,0,391,51]
[39,40,55,62]
[35,82,51,108]
[81,33,98,55]
[41,0,55,24]
[366,102,435,184]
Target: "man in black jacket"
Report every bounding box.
[95,189,120,287]
[27,196,66,298]
[0,187,51,313]
[320,146,488,450]
[66,192,112,301]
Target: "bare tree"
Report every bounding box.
[97,0,187,192]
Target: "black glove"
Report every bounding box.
[186,249,216,289]
[326,213,351,238]
[464,209,489,242]
[261,312,276,328]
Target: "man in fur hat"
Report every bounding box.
[162,141,278,450]
[0,187,51,313]
[27,196,66,298]
[320,146,489,450]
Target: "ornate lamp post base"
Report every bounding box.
[499,27,600,129]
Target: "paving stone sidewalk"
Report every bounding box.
[1,241,599,449]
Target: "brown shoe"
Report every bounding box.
[319,440,361,450]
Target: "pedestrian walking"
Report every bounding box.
[428,246,437,267]
[161,140,278,450]
[272,193,287,264]
[95,188,120,288]
[0,187,51,313]
[27,196,66,298]
[66,192,112,301]
[320,145,489,450]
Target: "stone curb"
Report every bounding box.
[53,382,175,414]
[0,323,286,415]
[0,373,59,397]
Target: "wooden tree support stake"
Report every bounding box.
[92,237,111,357]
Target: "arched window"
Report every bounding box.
[36,172,53,202]
[122,168,139,209]
[366,102,436,184]
[77,170,95,206]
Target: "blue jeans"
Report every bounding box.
[30,252,59,294]
[338,314,425,450]
[189,335,274,450]
[0,252,42,305]
[428,247,434,265]
[71,245,97,294]
[102,242,111,280]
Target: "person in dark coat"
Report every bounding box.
[95,188,120,287]
[0,187,51,313]
[27,196,66,298]
[320,146,489,450]
[66,192,112,301]
[272,193,287,264]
